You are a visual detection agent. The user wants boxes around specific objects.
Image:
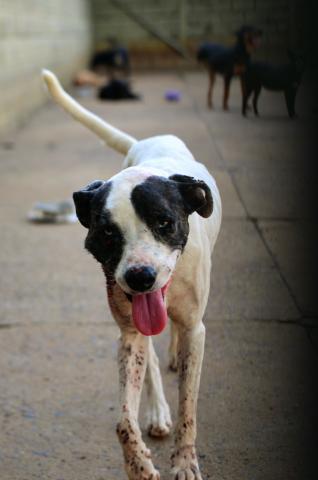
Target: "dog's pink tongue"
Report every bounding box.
[132,289,167,336]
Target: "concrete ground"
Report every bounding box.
[0,72,317,480]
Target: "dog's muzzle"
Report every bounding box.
[121,265,171,337]
[124,265,157,293]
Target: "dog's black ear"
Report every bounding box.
[169,174,213,218]
[73,180,104,228]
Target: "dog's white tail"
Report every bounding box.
[42,69,137,155]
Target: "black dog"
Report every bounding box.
[90,39,140,101]
[98,79,140,101]
[242,51,305,118]
[197,25,262,110]
[91,46,130,77]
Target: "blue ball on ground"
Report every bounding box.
[164,90,181,102]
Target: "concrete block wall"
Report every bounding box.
[0,0,92,136]
[91,0,301,65]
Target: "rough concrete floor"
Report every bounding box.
[0,72,317,480]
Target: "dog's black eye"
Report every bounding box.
[104,227,113,237]
[157,217,173,231]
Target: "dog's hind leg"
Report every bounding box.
[207,69,215,109]
[240,75,251,112]
[145,337,172,438]
[223,74,232,110]
[242,84,253,116]
[117,331,159,480]
[168,321,179,371]
[253,84,261,116]
[284,87,297,118]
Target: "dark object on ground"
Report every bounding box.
[197,25,262,110]
[98,79,140,101]
[242,51,305,118]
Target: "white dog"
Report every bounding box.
[42,70,222,480]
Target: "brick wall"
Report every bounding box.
[91,0,303,67]
[0,0,92,136]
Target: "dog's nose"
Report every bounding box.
[124,266,157,292]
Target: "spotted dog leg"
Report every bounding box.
[168,321,179,372]
[145,337,172,438]
[117,331,160,480]
[170,322,205,480]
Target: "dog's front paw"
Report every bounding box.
[123,442,160,480]
[171,445,202,479]
[126,459,160,480]
[126,462,160,480]
[117,419,160,479]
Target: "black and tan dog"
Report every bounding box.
[197,25,262,110]
[242,51,305,118]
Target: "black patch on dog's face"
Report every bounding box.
[74,180,125,274]
[131,176,190,251]
[85,211,125,275]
